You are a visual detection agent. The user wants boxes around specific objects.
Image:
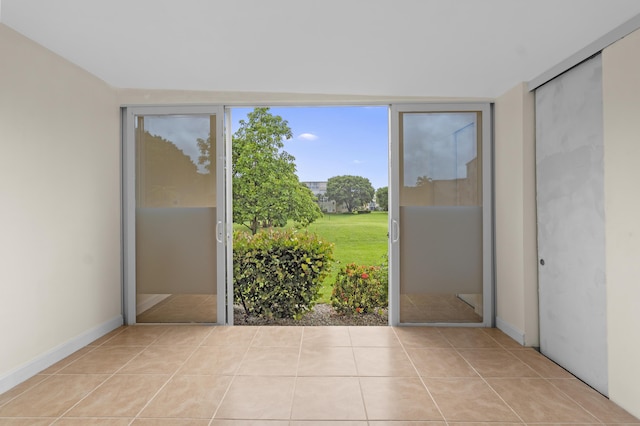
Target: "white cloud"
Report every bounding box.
[298,132,319,141]
[353,159,364,164]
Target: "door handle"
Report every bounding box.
[391,219,399,243]
[216,221,223,243]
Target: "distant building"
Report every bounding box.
[302,181,338,213]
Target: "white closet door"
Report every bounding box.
[536,54,608,395]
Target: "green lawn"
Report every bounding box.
[300,212,389,303]
[233,211,389,303]
[306,212,389,302]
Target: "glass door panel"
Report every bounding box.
[390,104,492,325]
[124,107,225,324]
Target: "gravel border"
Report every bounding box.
[233,303,388,326]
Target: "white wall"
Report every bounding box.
[0,24,121,391]
[603,28,640,419]
[494,83,539,346]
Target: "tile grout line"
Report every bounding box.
[390,326,449,424]
[487,331,609,424]
[538,349,629,423]
[0,329,129,422]
[0,327,128,411]
[287,326,305,422]
[129,326,220,425]
[209,326,259,424]
[455,338,543,379]
[0,373,55,411]
[51,326,171,424]
[349,327,370,422]
[543,375,607,424]
[451,331,527,425]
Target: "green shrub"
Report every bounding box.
[233,229,334,320]
[331,259,388,314]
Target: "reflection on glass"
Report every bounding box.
[401,112,480,206]
[137,116,216,208]
[399,112,483,323]
[135,115,217,323]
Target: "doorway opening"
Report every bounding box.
[229,106,390,326]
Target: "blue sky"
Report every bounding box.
[231,106,389,190]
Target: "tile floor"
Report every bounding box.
[137,292,482,325]
[137,295,217,323]
[400,294,482,323]
[0,325,638,425]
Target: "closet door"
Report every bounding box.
[536,54,608,394]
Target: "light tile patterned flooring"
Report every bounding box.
[0,326,638,425]
[136,294,217,323]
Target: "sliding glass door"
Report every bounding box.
[121,103,491,326]
[123,106,227,324]
[389,103,492,326]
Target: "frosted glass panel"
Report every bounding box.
[400,206,482,294]
[399,112,483,323]
[135,115,217,323]
[136,208,216,295]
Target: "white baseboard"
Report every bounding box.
[0,315,123,394]
[496,316,526,346]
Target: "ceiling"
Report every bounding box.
[2,0,640,98]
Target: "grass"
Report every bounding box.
[234,212,389,303]
[306,212,388,302]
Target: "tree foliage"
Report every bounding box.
[143,131,213,207]
[325,175,375,213]
[375,186,388,211]
[199,107,321,234]
[416,175,431,186]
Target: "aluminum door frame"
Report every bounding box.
[389,102,494,327]
[122,105,227,325]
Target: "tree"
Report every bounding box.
[325,175,375,213]
[199,107,321,234]
[142,131,208,207]
[290,183,325,227]
[376,186,388,211]
[416,175,431,186]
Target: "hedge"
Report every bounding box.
[233,229,334,320]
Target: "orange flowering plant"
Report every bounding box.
[330,259,388,315]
